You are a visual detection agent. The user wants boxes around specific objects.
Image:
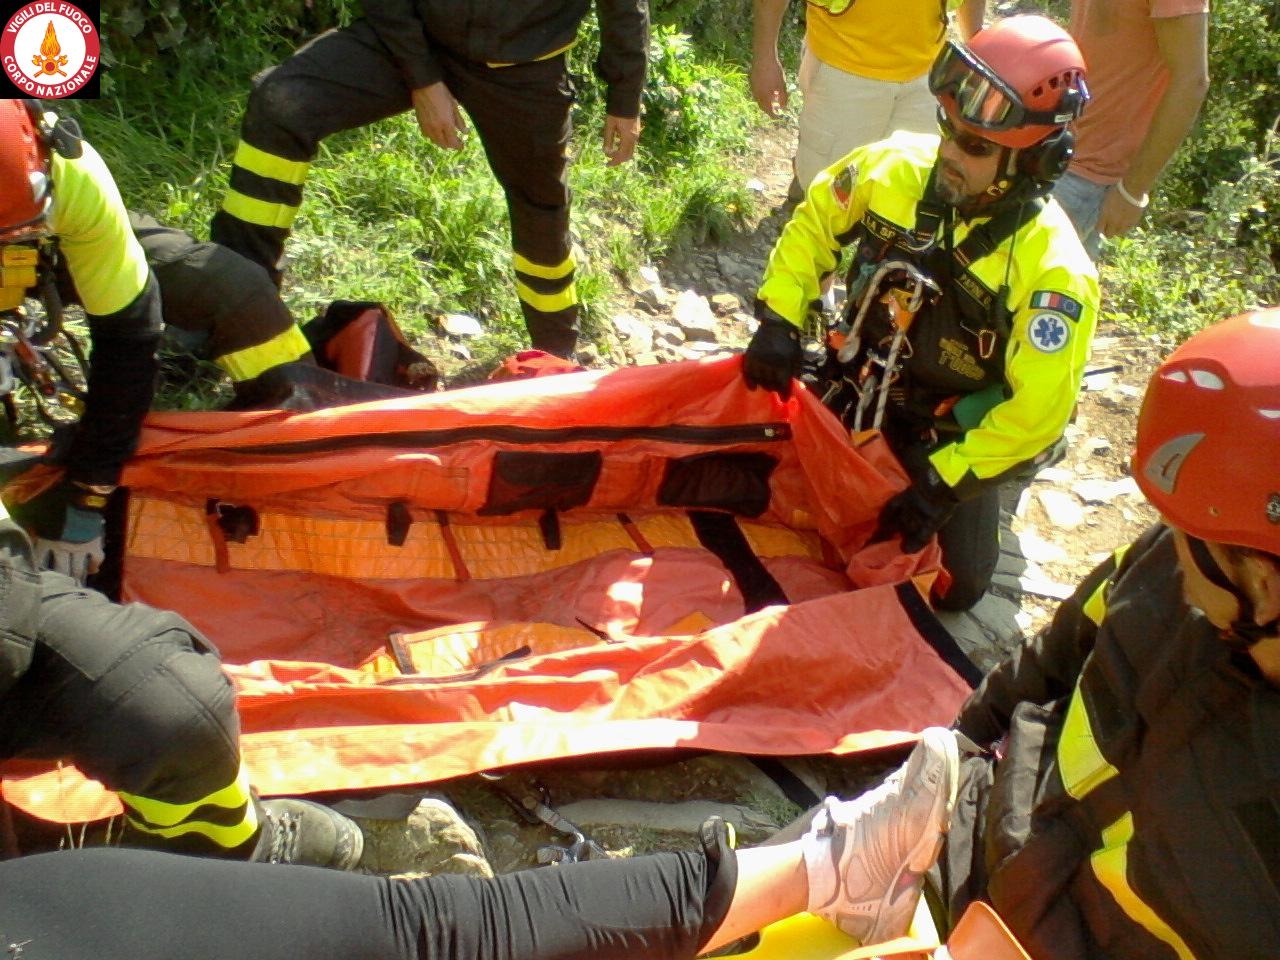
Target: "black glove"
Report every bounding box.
[743,313,803,399]
[873,465,957,553]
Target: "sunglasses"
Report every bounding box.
[936,111,1002,159]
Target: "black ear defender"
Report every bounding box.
[22,98,83,159]
[1018,126,1074,183]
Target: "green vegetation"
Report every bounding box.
[92,0,1278,376]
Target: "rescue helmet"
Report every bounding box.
[1133,307,1280,556]
[929,15,1089,150]
[0,99,52,243]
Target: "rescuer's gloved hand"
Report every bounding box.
[873,465,957,553]
[743,312,803,399]
[13,479,110,584]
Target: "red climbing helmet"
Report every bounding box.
[0,99,52,243]
[1133,307,1280,555]
[930,15,1089,150]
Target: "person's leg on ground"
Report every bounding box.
[0,829,744,960]
[133,212,314,397]
[210,20,413,282]
[795,56,896,188]
[444,53,579,358]
[0,575,360,867]
[933,486,1002,611]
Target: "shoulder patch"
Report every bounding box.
[1028,312,1071,353]
[831,163,856,209]
[1029,290,1083,320]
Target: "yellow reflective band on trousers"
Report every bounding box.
[231,141,310,186]
[1091,813,1199,960]
[221,190,302,231]
[514,251,575,280]
[1058,684,1118,800]
[119,764,259,850]
[516,278,579,313]
[215,324,312,382]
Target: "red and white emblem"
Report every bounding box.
[2,2,100,98]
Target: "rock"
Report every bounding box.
[652,321,685,347]
[678,341,727,359]
[637,264,661,288]
[555,799,782,843]
[672,289,718,340]
[632,351,663,366]
[357,796,493,878]
[576,344,601,366]
[1081,436,1112,456]
[611,311,654,354]
[1037,488,1086,528]
[992,572,1076,601]
[439,313,484,337]
[710,292,742,315]
[745,178,767,193]
[1033,466,1075,485]
[1016,530,1069,565]
[635,284,669,310]
[1071,476,1140,504]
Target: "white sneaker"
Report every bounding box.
[802,727,960,943]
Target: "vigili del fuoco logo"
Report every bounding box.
[1,1,100,98]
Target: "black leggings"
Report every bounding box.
[0,846,728,960]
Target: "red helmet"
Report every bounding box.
[0,99,52,242]
[930,16,1089,150]
[1133,307,1280,556]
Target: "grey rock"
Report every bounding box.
[357,797,492,878]
[1037,488,1086,528]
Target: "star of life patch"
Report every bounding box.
[1028,312,1070,353]
[831,163,856,209]
[1029,290,1082,320]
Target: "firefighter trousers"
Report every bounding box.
[211,18,580,358]
[0,573,259,855]
[131,212,312,384]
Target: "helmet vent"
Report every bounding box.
[1188,369,1225,390]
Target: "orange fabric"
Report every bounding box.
[3,357,971,820]
[946,902,1033,960]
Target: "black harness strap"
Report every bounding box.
[689,510,788,614]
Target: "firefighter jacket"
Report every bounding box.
[955,524,1280,959]
[44,142,162,486]
[363,0,649,118]
[0,506,41,699]
[756,131,1099,501]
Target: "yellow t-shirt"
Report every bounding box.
[806,0,956,83]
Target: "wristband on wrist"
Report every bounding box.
[1114,180,1149,209]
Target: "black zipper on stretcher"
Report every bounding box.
[218,421,794,456]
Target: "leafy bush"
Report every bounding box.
[1161,0,1280,210]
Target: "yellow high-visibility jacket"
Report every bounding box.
[757,131,1099,500]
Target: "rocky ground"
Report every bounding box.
[12,122,1173,884]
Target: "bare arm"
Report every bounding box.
[1097,11,1209,238]
[751,0,792,117]
[953,0,985,40]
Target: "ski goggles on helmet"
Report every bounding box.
[929,40,1088,132]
